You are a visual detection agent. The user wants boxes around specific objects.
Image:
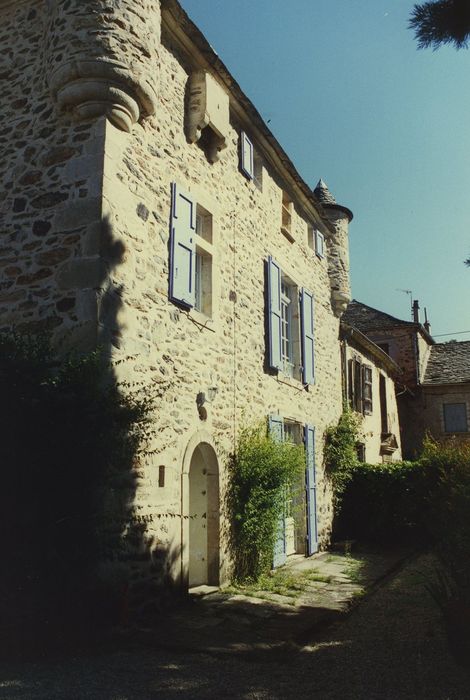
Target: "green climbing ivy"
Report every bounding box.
[324,408,361,510]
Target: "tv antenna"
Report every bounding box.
[396,288,413,319]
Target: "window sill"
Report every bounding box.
[281,226,295,243]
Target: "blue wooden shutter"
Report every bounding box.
[315,230,325,258]
[267,256,283,371]
[300,288,315,385]
[269,414,286,568]
[268,413,284,442]
[305,424,318,555]
[169,182,196,307]
[240,132,254,179]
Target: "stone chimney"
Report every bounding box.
[412,299,420,324]
[314,179,353,317]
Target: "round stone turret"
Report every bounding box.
[45,0,160,132]
[314,179,353,317]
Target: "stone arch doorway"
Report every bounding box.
[186,441,220,588]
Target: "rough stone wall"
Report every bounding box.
[1,0,346,588]
[419,385,470,443]
[0,0,106,345]
[98,21,344,584]
[345,343,402,463]
[416,332,432,383]
[44,0,159,132]
[368,328,419,388]
[325,208,351,316]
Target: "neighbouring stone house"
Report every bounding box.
[343,300,470,457]
[340,322,402,463]
[416,341,470,446]
[1,0,356,591]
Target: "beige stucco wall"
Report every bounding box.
[344,343,402,463]
[1,0,348,588]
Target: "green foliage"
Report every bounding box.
[336,459,435,544]
[337,435,470,554]
[0,332,153,652]
[228,423,305,582]
[225,567,333,605]
[410,0,470,50]
[324,408,361,509]
[421,438,470,592]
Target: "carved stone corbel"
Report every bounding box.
[44,0,160,132]
[186,70,229,163]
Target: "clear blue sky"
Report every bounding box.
[179,0,470,340]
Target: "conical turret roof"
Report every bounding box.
[314,179,337,205]
[314,179,353,222]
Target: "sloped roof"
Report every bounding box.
[313,179,353,222]
[340,321,401,376]
[343,300,416,332]
[423,341,470,385]
[314,179,337,205]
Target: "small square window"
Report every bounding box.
[363,366,373,415]
[307,225,315,251]
[195,204,212,243]
[194,203,213,317]
[281,190,293,241]
[356,443,366,462]
[443,403,467,433]
[194,248,212,317]
[253,150,263,191]
[348,358,373,415]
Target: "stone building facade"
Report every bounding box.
[1,0,356,589]
[343,300,470,457]
[418,341,470,445]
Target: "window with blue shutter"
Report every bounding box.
[300,288,315,385]
[169,183,196,308]
[240,131,254,179]
[269,414,287,568]
[305,424,318,555]
[315,229,325,258]
[267,256,283,372]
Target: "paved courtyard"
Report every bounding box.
[1,552,469,699]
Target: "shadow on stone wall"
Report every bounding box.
[0,217,179,660]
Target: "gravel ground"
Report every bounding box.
[1,554,469,700]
